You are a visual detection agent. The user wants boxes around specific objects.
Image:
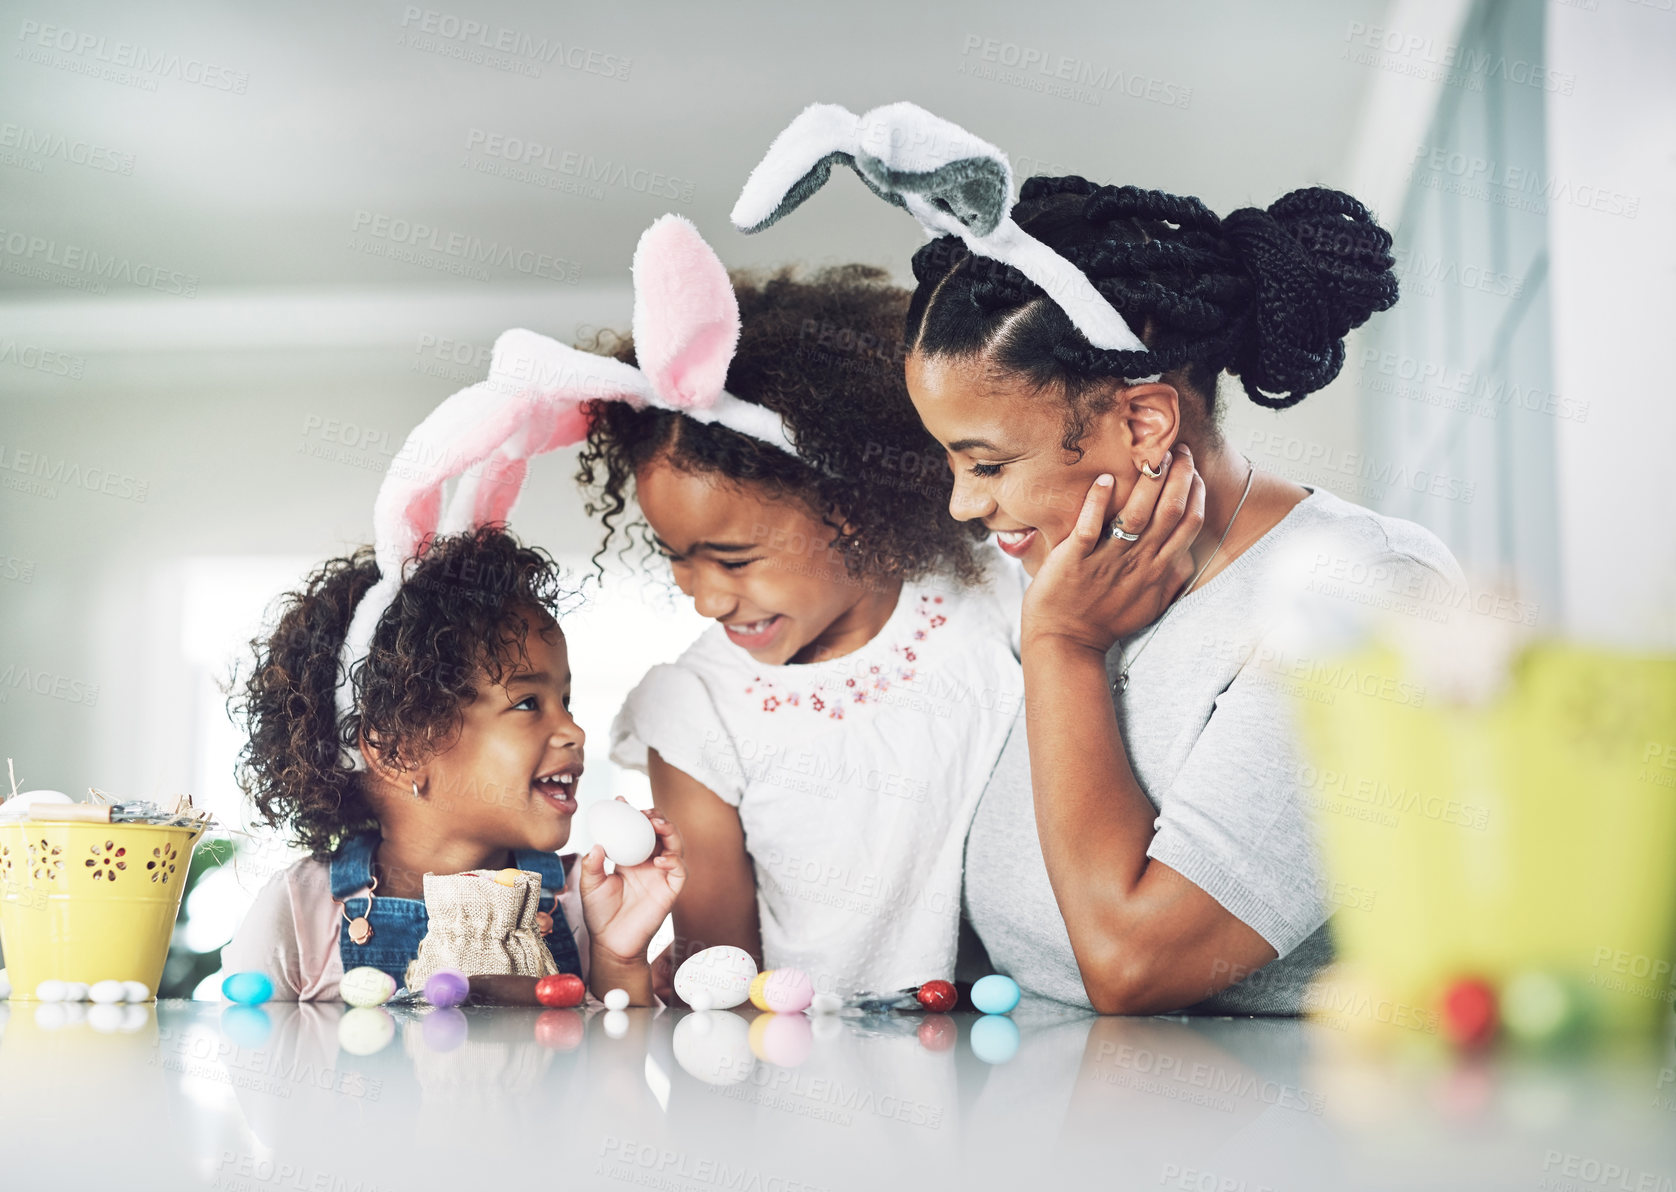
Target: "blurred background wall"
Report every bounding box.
[2,0,1671,985]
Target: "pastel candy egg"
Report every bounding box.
[762,968,814,1014]
[338,1007,396,1056]
[222,971,275,1006]
[673,946,758,1011]
[423,969,470,1008]
[492,868,524,887]
[588,799,657,867]
[1501,970,1576,1045]
[673,1010,754,1085]
[603,987,630,1012]
[970,974,1021,1016]
[35,979,68,1003]
[747,970,773,1012]
[340,966,397,1008]
[970,1014,1021,1064]
[121,981,152,1004]
[89,980,126,1005]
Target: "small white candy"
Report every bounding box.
[603,1008,629,1038]
[88,1004,126,1033]
[62,982,90,1002]
[0,967,10,1000]
[121,981,152,1004]
[587,799,658,867]
[35,979,68,1003]
[808,992,843,1016]
[89,980,126,1005]
[602,987,630,1012]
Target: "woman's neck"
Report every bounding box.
[372,825,512,900]
[1183,440,1307,589]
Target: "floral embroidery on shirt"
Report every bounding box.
[744,595,948,719]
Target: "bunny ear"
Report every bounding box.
[631,214,740,410]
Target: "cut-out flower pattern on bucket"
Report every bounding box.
[29,838,63,882]
[84,839,128,882]
[147,841,178,884]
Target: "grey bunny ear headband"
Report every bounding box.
[731,100,1150,355]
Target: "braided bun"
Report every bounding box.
[905,177,1398,419]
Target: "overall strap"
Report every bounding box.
[330,832,430,988]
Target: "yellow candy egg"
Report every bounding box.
[748,969,774,1012]
[493,868,524,887]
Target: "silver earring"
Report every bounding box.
[411,780,424,800]
[1140,458,1166,480]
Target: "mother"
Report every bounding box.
[735,103,1465,1014]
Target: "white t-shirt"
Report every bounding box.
[611,550,1025,995]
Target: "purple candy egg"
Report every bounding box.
[424,969,470,1008]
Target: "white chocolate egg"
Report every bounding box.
[673,945,757,1011]
[587,800,656,867]
[89,980,126,1004]
[672,1010,754,1085]
[34,979,68,1003]
[339,966,397,1008]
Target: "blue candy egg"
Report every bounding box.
[969,1014,1021,1064]
[970,974,1021,1016]
[221,971,275,1006]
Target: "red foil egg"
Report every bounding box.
[916,980,958,1013]
[536,973,586,1008]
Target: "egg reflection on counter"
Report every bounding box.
[338,1006,397,1056]
[748,1012,813,1068]
[672,1010,755,1085]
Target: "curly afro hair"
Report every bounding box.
[575,264,987,586]
[905,179,1399,452]
[230,526,572,858]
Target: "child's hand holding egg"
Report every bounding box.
[576,799,687,1000]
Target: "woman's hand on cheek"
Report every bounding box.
[577,811,686,967]
[1021,444,1204,655]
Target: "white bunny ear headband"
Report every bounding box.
[732,100,1150,356]
[333,214,796,769]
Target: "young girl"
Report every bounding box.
[579,255,1026,996]
[223,526,683,1004]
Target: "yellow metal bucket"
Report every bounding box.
[0,820,205,997]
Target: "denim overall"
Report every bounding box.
[329,833,582,990]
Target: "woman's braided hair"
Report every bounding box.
[904,177,1399,448]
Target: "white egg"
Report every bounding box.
[0,790,73,821]
[0,968,10,1000]
[121,981,152,1004]
[672,945,758,1011]
[339,966,397,1008]
[89,980,126,1004]
[602,987,630,1012]
[672,1010,754,1085]
[62,982,90,1002]
[34,979,68,1003]
[588,800,656,867]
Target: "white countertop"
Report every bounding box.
[2,998,1671,1191]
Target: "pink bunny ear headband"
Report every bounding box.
[332,214,796,768]
[733,101,1155,362]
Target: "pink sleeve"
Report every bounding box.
[560,853,590,984]
[222,858,345,1002]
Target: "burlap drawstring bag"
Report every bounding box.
[406,868,559,992]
